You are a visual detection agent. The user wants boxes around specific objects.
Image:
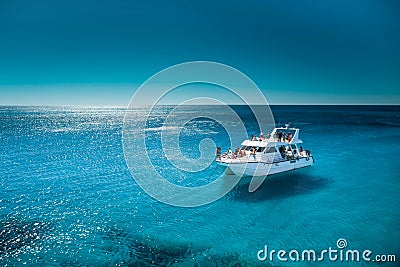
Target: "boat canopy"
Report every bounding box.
[242,124,303,147]
[241,139,303,147]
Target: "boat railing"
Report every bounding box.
[217,153,314,164]
[219,154,257,163]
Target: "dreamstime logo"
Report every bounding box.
[336,238,348,249]
[122,61,275,207]
[257,238,397,263]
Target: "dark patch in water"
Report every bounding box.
[0,217,51,260]
[101,227,264,266]
[102,227,197,266]
[200,252,242,267]
[231,173,331,202]
[132,239,192,266]
[190,251,278,267]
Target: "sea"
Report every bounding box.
[0,105,399,266]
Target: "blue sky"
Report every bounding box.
[0,0,399,105]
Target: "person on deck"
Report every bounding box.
[279,145,285,158]
[277,131,283,142]
[287,132,292,142]
[216,147,221,159]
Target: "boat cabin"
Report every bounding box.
[219,124,310,163]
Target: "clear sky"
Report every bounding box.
[0,0,399,105]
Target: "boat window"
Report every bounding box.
[244,146,252,151]
[256,147,265,152]
[291,145,297,149]
[264,147,277,153]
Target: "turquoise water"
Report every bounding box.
[1,105,399,266]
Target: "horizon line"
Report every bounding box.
[0,103,399,108]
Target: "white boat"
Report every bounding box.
[216,124,314,177]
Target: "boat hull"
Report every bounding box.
[219,156,314,177]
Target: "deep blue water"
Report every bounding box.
[1,105,399,266]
